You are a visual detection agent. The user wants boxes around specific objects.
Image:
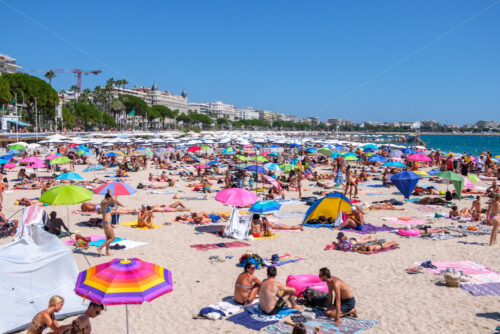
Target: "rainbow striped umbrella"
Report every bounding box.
[93,180,137,196]
[75,258,173,333]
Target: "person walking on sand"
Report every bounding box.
[488,194,500,246]
[319,267,357,324]
[97,190,124,256]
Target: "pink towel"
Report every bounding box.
[423,261,499,275]
[64,234,105,246]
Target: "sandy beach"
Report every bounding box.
[1,153,499,334]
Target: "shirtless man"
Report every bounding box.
[319,267,357,323]
[259,266,300,315]
[486,181,499,196]
[472,196,482,222]
[61,302,103,334]
[234,262,261,306]
[487,194,500,246]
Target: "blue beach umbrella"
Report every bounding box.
[1,155,13,161]
[56,172,84,180]
[330,152,341,158]
[388,150,403,157]
[401,148,415,154]
[249,200,281,214]
[83,164,106,172]
[7,150,21,155]
[269,145,279,148]
[382,161,406,168]
[254,144,263,148]
[267,152,280,158]
[246,165,267,174]
[307,148,317,153]
[368,155,387,162]
[390,171,420,199]
[223,147,238,155]
[290,143,301,148]
[106,152,118,157]
[0,159,9,165]
[264,163,281,171]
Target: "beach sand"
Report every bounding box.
[2,163,500,334]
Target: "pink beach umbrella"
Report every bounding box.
[407,154,431,162]
[4,163,16,169]
[390,157,403,162]
[28,161,47,169]
[215,188,258,207]
[20,157,44,164]
[46,154,61,160]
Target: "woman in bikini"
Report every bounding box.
[355,241,399,254]
[488,194,500,246]
[234,262,261,305]
[97,191,124,256]
[27,296,71,334]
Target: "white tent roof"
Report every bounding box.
[0,206,87,333]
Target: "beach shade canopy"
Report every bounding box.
[318,148,333,156]
[40,185,93,205]
[467,174,481,183]
[56,172,84,180]
[28,161,47,169]
[8,144,26,150]
[251,156,268,162]
[246,165,267,174]
[344,152,358,158]
[195,164,209,169]
[215,188,258,207]
[302,193,351,224]
[407,154,431,162]
[436,171,464,199]
[75,258,173,305]
[390,171,420,199]
[50,156,71,165]
[105,152,118,157]
[264,163,281,171]
[382,161,406,168]
[20,157,44,164]
[368,155,387,162]
[290,143,301,148]
[223,147,238,155]
[249,200,281,214]
[401,148,415,154]
[388,150,403,157]
[94,181,137,196]
[263,175,281,192]
[187,146,201,152]
[235,155,248,161]
[83,164,106,172]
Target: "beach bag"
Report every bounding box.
[300,287,328,308]
[445,190,452,201]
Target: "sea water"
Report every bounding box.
[420,135,500,156]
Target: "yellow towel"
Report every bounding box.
[120,220,162,230]
[253,234,279,240]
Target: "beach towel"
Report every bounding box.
[419,261,500,284]
[227,305,298,331]
[461,282,500,296]
[178,196,208,200]
[148,190,179,195]
[448,225,492,236]
[325,243,399,254]
[420,232,461,241]
[264,253,303,267]
[273,212,305,219]
[190,241,250,251]
[64,234,104,246]
[275,199,302,205]
[381,217,428,226]
[253,234,279,240]
[88,237,125,247]
[264,316,378,334]
[358,183,386,188]
[302,223,335,229]
[113,239,149,250]
[342,224,397,235]
[120,220,162,229]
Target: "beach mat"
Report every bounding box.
[190,241,250,251]
[419,261,500,284]
[264,253,303,266]
[264,316,377,334]
[461,282,500,296]
[382,218,428,226]
[325,244,398,254]
[342,223,397,235]
[302,223,335,229]
[227,305,298,330]
[254,234,279,240]
[120,220,162,229]
[194,225,224,235]
[88,237,125,247]
[64,234,103,246]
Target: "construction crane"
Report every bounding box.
[27,68,102,92]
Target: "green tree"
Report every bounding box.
[44,70,56,86]
[62,105,76,129]
[2,73,58,125]
[119,94,149,117]
[151,105,174,129]
[70,102,101,129]
[0,76,12,106]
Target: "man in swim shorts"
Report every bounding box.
[319,267,357,323]
[259,267,300,315]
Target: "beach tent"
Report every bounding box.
[0,206,87,333]
[390,171,420,199]
[302,193,351,224]
[223,208,252,240]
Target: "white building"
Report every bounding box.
[0,54,22,75]
[237,107,260,120]
[188,102,209,114]
[208,101,237,121]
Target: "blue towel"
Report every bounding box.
[302,223,334,229]
[88,237,125,247]
[227,306,298,330]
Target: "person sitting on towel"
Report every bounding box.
[137,205,154,228]
[234,262,261,306]
[259,266,301,315]
[60,302,104,334]
[319,267,357,323]
[45,211,70,236]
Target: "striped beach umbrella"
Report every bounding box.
[93,181,137,196]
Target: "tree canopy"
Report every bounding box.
[119,94,149,117]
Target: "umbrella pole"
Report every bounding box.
[126,304,130,334]
[67,205,70,232]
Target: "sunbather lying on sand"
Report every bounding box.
[361,201,404,210]
[149,202,189,212]
[354,241,399,254]
[418,197,447,205]
[332,232,378,251]
[449,205,478,220]
[262,217,303,231]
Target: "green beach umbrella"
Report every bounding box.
[235,155,248,162]
[252,156,268,162]
[280,163,297,172]
[8,144,26,150]
[344,156,359,161]
[200,146,211,151]
[51,156,72,164]
[318,148,333,156]
[436,171,464,199]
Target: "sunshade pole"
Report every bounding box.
[126,305,130,334]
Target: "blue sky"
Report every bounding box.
[1,0,499,124]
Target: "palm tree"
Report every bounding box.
[59,89,66,104]
[114,79,124,96]
[121,79,128,90]
[80,88,92,103]
[44,70,56,86]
